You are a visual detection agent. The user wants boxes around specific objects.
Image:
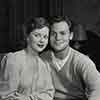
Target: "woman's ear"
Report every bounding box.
[69,32,73,40]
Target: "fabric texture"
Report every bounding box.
[41,47,100,100]
[0,50,54,100]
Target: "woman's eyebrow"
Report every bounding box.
[32,32,41,34]
[32,32,48,36]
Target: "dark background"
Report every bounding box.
[0,0,100,70]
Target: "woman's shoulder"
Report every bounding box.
[5,50,26,62]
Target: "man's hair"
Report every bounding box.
[48,16,73,32]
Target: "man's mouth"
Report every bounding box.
[55,41,64,45]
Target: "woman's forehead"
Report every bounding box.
[32,27,49,34]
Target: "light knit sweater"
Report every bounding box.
[41,47,100,100]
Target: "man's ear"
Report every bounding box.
[69,32,73,40]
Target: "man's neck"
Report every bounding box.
[53,46,70,60]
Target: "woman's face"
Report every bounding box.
[27,26,49,53]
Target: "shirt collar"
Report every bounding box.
[51,48,71,71]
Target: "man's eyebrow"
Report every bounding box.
[60,31,65,32]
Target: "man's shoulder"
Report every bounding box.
[71,48,95,66]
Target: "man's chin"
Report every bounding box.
[53,48,64,52]
[52,46,68,53]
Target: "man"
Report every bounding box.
[41,16,100,100]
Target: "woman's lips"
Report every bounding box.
[37,44,44,48]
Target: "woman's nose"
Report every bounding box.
[40,37,45,42]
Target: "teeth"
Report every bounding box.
[38,44,44,48]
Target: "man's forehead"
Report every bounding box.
[51,21,69,31]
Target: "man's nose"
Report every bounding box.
[55,34,61,40]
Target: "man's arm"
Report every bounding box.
[80,57,100,100]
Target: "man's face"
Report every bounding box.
[27,26,49,53]
[50,21,73,52]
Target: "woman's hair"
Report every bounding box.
[23,16,49,36]
[48,16,73,32]
[19,17,49,48]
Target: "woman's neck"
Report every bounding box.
[25,46,38,57]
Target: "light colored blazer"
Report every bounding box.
[0,50,54,100]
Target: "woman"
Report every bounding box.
[0,17,54,100]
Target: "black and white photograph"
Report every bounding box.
[0,0,100,100]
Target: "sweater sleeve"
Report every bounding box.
[79,56,100,100]
[0,53,20,97]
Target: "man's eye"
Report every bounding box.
[60,32,66,35]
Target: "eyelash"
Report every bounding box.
[60,32,65,35]
[34,34,40,37]
[44,35,48,39]
[34,34,48,39]
[51,32,66,36]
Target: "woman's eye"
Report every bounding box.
[44,35,48,39]
[34,34,40,37]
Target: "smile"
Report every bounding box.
[55,42,64,45]
[37,44,44,48]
